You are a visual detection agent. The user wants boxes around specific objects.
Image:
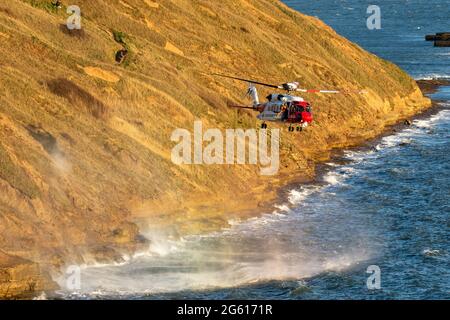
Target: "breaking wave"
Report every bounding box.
[415,74,450,81]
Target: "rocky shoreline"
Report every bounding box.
[0,251,56,299]
[3,80,442,300]
[243,79,449,231]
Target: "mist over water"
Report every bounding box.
[59,1,449,299]
[60,102,450,299]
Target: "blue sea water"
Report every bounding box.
[59,1,449,300]
[284,0,450,79]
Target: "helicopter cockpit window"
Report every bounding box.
[266,94,273,101]
[277,94,284,101]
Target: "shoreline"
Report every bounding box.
[197,79,448,233]
[117,79,446,248]
[273,79,449,215]
[51,83,448,299]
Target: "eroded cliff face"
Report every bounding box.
[0,0,430,297]
[0,251,56,298]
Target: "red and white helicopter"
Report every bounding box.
[214,74,364,131]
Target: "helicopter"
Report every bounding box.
[213,74,364,132]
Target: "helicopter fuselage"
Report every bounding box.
[254,93,313,126]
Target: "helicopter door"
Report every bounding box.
[287,105,296,122]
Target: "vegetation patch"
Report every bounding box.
[25,124,58,155]
[240,26,250,33]
[47,78,110,119]
[113,30,128,48]
[112,30,132,65]
[23,0,59,13]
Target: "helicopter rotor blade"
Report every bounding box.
[296,88,340,94]
[227,104,256,110]
[211,73,367,94]
[212,73,281,89]
[295,88,367,94]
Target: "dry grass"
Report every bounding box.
[0,143,40,199]
[58,24,86,38]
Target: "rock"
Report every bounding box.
[111,222,139,244]
[115,49,128,64]
[25,124,58,154]
[83,67,120,83]
[404,119,412,126]
[434,40,450,47]
[436,32,450,38]
[90,246,125,264]
[164,41,184,56]
[51,1,62,9]
[0,251,57,299]
[425,32,450,45]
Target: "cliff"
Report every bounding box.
[0,0,430,298]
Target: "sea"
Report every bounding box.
[58,0,449,300]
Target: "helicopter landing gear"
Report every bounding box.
[261,122,268,129]
[288,124,304,133]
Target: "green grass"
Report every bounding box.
[23,0,59,13]
[112,30,128,47]
[112,30,133,67]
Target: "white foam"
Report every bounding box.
[414,119,432,128]
[325,162,340,167]
[323,171,345,185]
[380,135,402,148]
[415,74,450,80]
[228,218,242,226]
[422,249,442,257]
[288,186,319,205]
[274,204,291,213]
[32,292,48,300]
[343,149,375,162]
[341,166,358,174]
